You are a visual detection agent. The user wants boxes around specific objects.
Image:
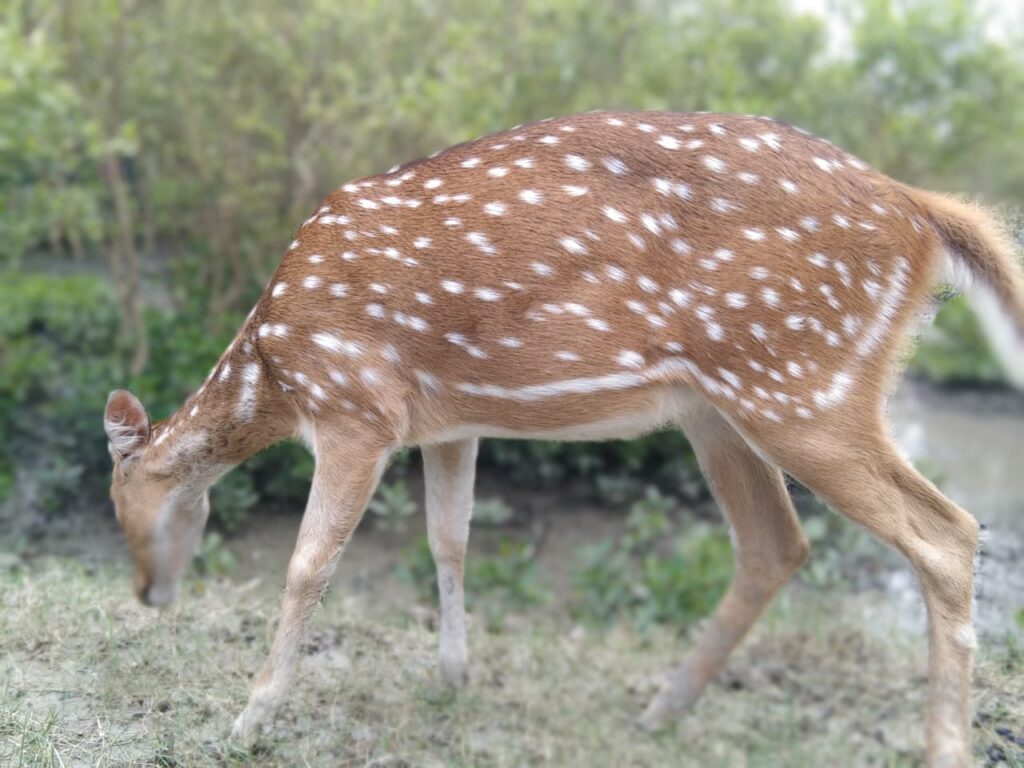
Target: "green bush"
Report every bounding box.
[571,488,733,630]
[367,479,419,533]
[909,296,1005,385]
[208,469,260,532]
[473,497,515,527]
[468,539,550,616]
[0,273,122,509]
[481,429,698,493]
[0,272,310,530]
[398,535,550,626]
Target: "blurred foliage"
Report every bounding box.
[367,478,419,533]
[909,295,1006,384]
[468,539,551,630]
[0,273,122,513]
[398,538,441,602]
[208,470,260,533]
[398,534,550,629]
[472,497,515,527]
[191,531,238,578]
[0,272,310,527]
[2,0,1024,529]
[3,0,1022,275]
[798,506,893,590]
[571,488,733,629]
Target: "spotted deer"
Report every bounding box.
[103,110,1024,766]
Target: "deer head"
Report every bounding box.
[103,389,211,606]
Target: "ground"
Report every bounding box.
[2,555,1022,768]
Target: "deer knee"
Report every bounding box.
[767,535,809,590]
[428,528,467,569]
[788,533,811,573]
[285,546,333,601]
[734,535,808,602]
[904,511,978,615]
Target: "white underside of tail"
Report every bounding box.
[942,251,1024,389]
[969,281,1024,388]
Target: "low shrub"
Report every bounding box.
[0,272,307,532]
[0,273,122,513]
[398,534,550,627]
[481,429,698,492]
[571,487,733,630]
[367,478,419,533]
[909,295,1005,385]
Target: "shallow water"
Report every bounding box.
[888,380,1024,635]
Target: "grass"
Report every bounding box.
[1,558,1023,767]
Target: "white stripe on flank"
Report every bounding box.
[457,372,645,401]
[454,356,737,404]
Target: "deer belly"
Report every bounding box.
[419,386,704,444]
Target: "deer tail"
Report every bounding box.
[910,188,1024,388]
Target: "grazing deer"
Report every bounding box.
[103,110,1024,766]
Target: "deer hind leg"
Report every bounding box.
[639,403,809,730]
[230,426,392,746]
[746,420,978,768]
[421,438,478,687]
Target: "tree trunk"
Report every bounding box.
[101,154,148,375]
[99,0,148,375]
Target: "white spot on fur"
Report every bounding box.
[812,371,853,408]
[702,156,726,173]
[617,350,644,369]
[560,236,587,255]
[602,206,627,223]
[565,154,591,171]
[311,332,362,357]
[602,157,628,175]
[474,287,501,302]
[952,624,978,651]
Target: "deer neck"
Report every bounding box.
[144,325,295,488]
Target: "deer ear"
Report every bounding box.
[104,390,151,459]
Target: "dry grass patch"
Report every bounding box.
[2,560,1022,767]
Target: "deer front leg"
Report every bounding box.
[230,430,391,746]
[422,438,478,687]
